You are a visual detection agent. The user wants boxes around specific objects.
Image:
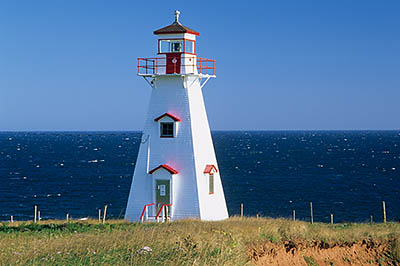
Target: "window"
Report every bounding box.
[159,184,166,196]
[155,113,180,137]
[185,40,194,53]
[159,40,183,53]
[209,173,214,194]
[160,41,170,53]
[160,122,174,137]
[171,41,182,52]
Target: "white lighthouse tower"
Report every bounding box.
[125,11,228,222]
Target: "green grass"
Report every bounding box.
[303,255,318,266]
[0,218,399,265]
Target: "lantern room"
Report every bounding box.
[137,11,215,76]
[154,11,199,56]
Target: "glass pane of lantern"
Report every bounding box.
[171,41,183,52]
[160,40,170,53]
[185,40,194,53]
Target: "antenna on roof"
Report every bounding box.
[174,10,181,24]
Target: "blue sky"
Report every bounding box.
[1,0,399,131]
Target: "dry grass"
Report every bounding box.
[392,237,400,262]
[0,217,399,265]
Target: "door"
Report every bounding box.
[166,53,181,74]
[155,179,170,214]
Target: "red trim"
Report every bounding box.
[154,113,181,122]
[158,38,193,40]
[157,52,196,55]
[203,164,218,174]
[149,164,178,175]
[155,204,173,221]
[139,203,155,221]
[155,31,200,36]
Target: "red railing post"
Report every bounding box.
[139,203,155,222]
[155,204,172,222]
[199,58,202,74]
[213,60,215,75]
[156,58,158,74]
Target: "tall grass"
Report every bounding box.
[0,217,399,265]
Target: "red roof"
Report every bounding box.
[154,22,200,36]
[154,113,181,122]
[149,164,179,175]
[203,164,218,174]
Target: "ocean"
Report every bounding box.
[1,131,399,222]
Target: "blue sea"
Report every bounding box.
[1,131,399,223]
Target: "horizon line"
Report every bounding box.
[1,129,400,133]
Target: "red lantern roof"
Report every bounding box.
[154,11,200,36]
[154,22,200,36]
[149,164,179,175]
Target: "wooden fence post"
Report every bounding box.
[10,216,14,223]
[293,210,296,221]
[34,205,37,223]
[382,201,386,223]
[66,213,69,222]
[38,211,41,222]
[330,214,334,224]
[240,203,243,217]
[98,209,101,223]
[103,205,108,224]
[310,202,313,224]
[370,215,373,224]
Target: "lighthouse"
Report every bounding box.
[125,11,228,222]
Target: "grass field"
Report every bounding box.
[0,218,399,265]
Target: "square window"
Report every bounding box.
[171,41,182,52]
[185,40,194,53]
[160,40,170,53]
[160,122,174,137]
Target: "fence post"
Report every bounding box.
[34,205,37,223]
[10,216,14,223]
[382,201,386,223]
[66,213,69,222]
[98,209,101,223]
[292,210,296,221]
[103,205,108,224]
[370,215,373,224]
[240,203,243,217]
[310,202,313,224]
[330,214,334,224]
